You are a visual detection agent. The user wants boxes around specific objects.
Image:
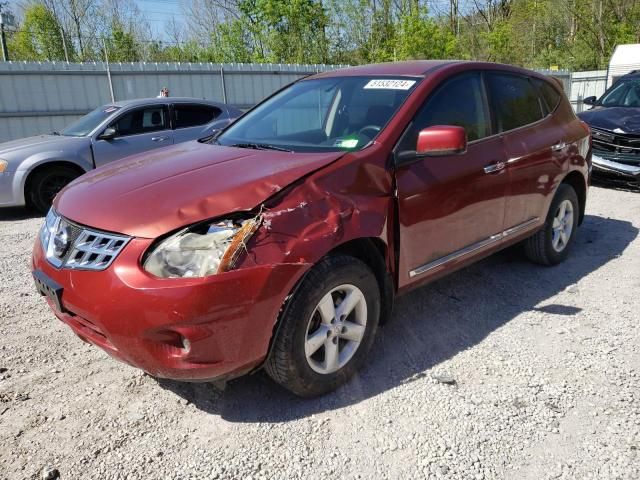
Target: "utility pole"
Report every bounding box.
[102,38,115,102]
[0,2,11,62]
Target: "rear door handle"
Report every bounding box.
[152,136,168,142]
[551,142,567,152]
[484,161,506,174]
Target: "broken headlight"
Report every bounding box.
[143,216,260,278]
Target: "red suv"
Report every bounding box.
[32,61,591,397]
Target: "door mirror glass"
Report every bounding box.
[583,96,597,106]
[416,125,467,156]
[98,127,117,140]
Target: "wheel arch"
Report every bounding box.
[260,236,395,374]
[561,170,587,225]
[330,237,395,325]
[24,160,87,207]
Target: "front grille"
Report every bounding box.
[64,230,129,270]
[592,127,640,166]
[42,212,130,271]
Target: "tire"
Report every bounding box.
[27,165,82,214]
[524,183,579,266]
[265,254,381,397]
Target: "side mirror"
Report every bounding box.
[416,125,467,156]
[396,126,467,164]
[583,96,597,106]
[198,129,220,143]
[98,127,117,140]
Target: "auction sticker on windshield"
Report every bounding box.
[364,79,416,90]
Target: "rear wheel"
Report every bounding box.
[27,166,82,214]
[265,254,380,397]
[524,183,579,265]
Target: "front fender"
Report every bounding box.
[238,151,394,274]
[16,141,93,174]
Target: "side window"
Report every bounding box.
[398,72,490,151]
[174,105,222,129]
[532,78,561,114]
[111,106,168,136]
[487,74,544,132]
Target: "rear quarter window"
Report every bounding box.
[487,73,544,132]
[174,105,222,129]
[532,78,561,114]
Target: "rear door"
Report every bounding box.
[92,105,173,167]
[394,72,509,288]
[171,103,223,143]
[486,73,564,231]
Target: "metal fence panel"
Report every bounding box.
[0,62,612,143]
[0,61,345,143]
[569,70,607,113]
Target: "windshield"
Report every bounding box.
[599,77,640,108]
[61,105,122,136]
[216,76,421,153]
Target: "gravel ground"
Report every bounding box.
[1,185,639,480]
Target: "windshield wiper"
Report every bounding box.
[230,143,293,153]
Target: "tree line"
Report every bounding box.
[4,0,640,71]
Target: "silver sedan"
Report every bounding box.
[0,98,242,213]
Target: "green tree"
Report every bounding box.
[211,19,256,63]
[9,4,71,61]
[105,22,140,62]
[239,0,329,63]
[395,6,458,61]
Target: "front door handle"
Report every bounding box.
[484,161,506,174]
[152,136,168,142]
[551,141,567,152]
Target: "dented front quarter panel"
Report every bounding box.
[237,143,395,279]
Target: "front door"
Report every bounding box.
[92,105,174,167]
[394,72,509,288]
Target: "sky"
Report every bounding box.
[3,0,185,41]
[137,0,185,41]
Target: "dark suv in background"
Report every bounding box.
[579,70,640,185]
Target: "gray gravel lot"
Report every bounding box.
[1,185,639,480]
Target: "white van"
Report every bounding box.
[607,44,640,88]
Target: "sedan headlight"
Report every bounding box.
[0,159,8,173]
[143,216,261,278]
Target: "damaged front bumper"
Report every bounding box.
[31,236,307,381]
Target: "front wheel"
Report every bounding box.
[28,165,82,214]
[265,254,380,397]
[524,183,579,265]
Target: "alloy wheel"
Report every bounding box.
[304,284,367,375]
[551,199,574,253]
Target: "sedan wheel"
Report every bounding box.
[28,166,82,214]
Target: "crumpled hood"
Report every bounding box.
[578,106,640,133]
[55,141,344,238]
